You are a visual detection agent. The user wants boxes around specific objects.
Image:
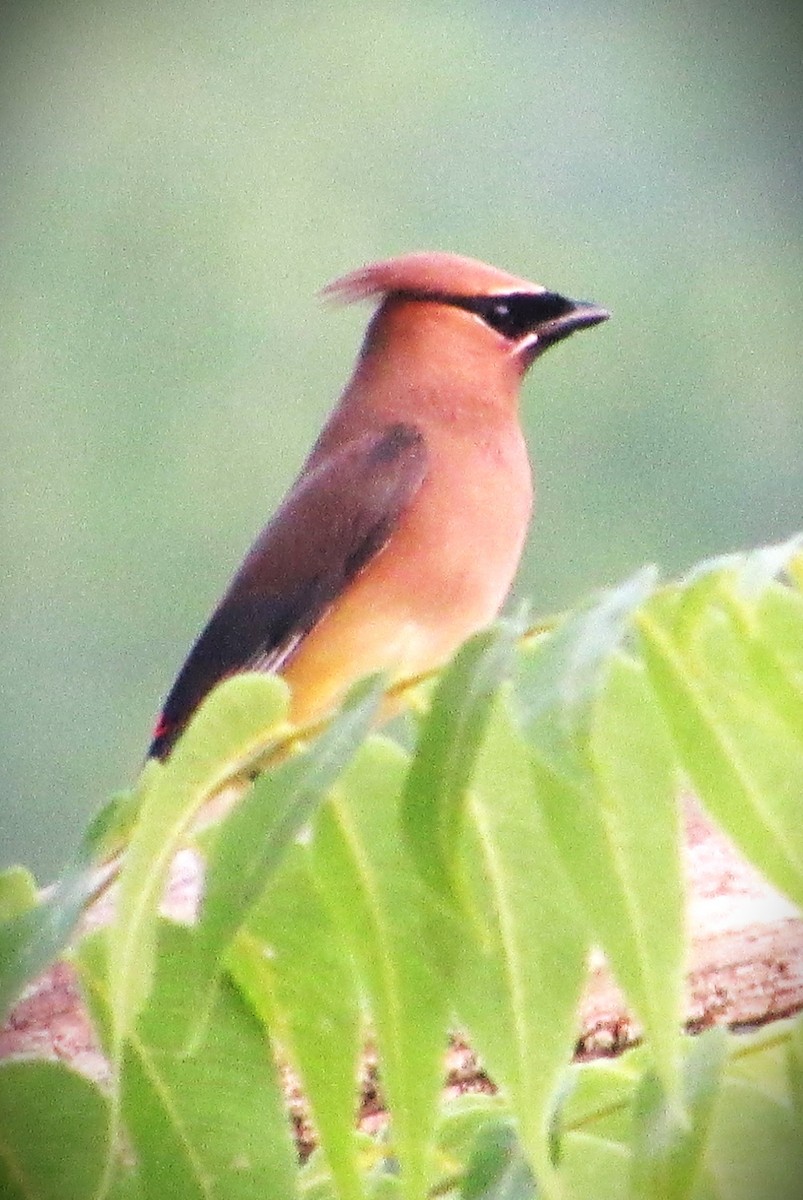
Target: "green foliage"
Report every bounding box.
[0,1060,114,1200]
[0,536,802,1198]
[312,738,449,1200]
[78,924,297,1200]
[453,696,589,1194]
[631,1028,728,1199]
[109,673,290,1047]
[0,826,108,1019]
[195,676,382,1041]
[401,618,522,913]
[230,848,365,1200]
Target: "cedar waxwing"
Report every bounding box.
[149,252,608,759]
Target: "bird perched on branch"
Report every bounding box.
[149,251,608,759]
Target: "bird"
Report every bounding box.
[148,251,608,760]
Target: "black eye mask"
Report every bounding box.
[398,289,579,340]
[450,291,579,339]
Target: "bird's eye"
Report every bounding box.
[469,292,578,340]
[399,288,582,342]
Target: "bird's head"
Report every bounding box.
[322,251,609,390]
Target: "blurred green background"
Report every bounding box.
[1,0,801,879]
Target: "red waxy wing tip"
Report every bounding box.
[151,713,169,740]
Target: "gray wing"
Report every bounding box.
[149,423,428,757]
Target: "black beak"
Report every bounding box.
[530,296,610,354]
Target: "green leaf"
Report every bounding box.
[195,677,381,1025]
[0,1060,113,1200]
[729,533,803,597]
[105,1169,144,1200]
[454,695,589,1195]
[401,620,520,909]
[554,1020,803,1199]
[515,566,658,740]
[297,1147,341,1200]
[78,921,298,1200]
[638,590,803,907]
[230,842,364,1200]
[787,545,803,591]
[558,1132,631,1200]
[788,1014,803,1121]
[312,737,447,1200]
[523,649,684,1105]
[366,1177,403,1200]
[434,1094,510,1188]
[676,535,802,600]
[631,1028,728,1200]
[0,866,38,923]
[109,672,289,1045]
[557,1054,647,1145]
[742,580,803,743]
[694,576,803,749]
[705,1078,803,1200]
[586,655,685,1098]
[460,1120,536,1200]
[0,848,97,1020]
[84,784,149,864]
[0,755,179,1021]
[725,1021,795,1103]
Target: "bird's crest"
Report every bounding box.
[321,251,545,304]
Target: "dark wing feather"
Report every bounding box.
[149,423,427,758]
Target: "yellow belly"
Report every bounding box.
[281,422,533,727]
